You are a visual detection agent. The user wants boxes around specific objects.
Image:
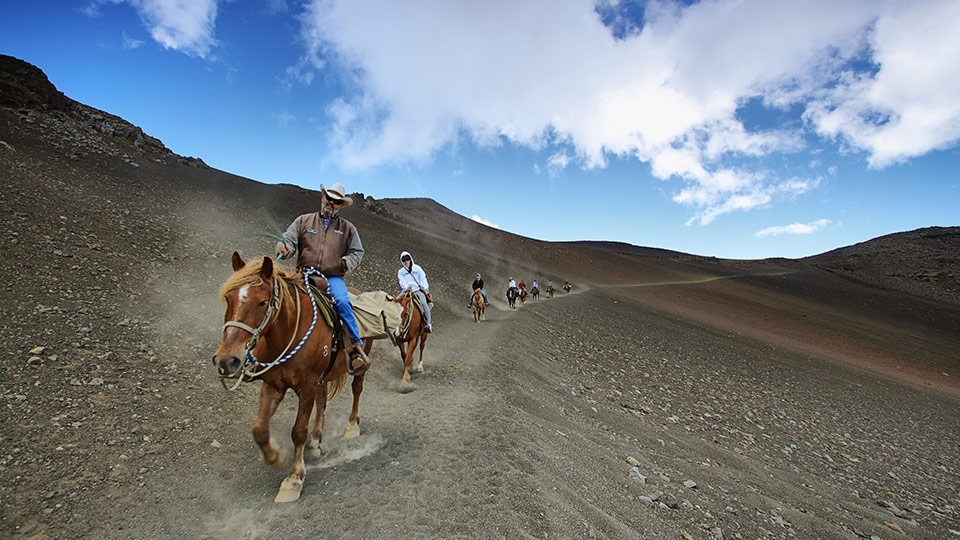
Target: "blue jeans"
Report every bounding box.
[327,276,362,345]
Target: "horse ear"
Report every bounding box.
[231,251,245,271]
[259,256,274,279]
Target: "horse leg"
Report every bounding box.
[415,335,426,373]
[254,384,286,469]
[275,383,318,503]
[307,381,329,454]
[343,373,364,439]
[398,339,414,382]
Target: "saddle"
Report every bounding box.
[306,274,339,329]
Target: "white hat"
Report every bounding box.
[320,183,353,207]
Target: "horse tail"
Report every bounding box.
[326,374,348,404]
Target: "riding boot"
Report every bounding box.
[347,341,370,375]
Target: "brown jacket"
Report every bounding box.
[281,212,364,277]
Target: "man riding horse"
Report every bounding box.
[275,182,370,375]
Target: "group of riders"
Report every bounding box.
[470,275,570,306]
[274,180,574,379]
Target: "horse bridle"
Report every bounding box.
[222,276,282,356]
[219,269,322,390]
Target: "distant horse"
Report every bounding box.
[563,282,572,293]
[531,286,539,301]
[518,288,528,306]
[470,288,485,322]
[546,285,554,298]
[506,287,518,309]
[213,252,365,504]
[394,287,429,382]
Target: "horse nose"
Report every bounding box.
[213,354,243,376]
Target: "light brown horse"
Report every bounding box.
[213,252,365,503]
[393,287,429,382]
[518,287,528,306]
[470,288,485,322]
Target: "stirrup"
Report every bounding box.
[347,349,369,375]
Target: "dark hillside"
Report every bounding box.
[805,226,960,306]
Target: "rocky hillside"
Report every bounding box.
[806,226,960,306]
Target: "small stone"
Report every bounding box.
[885,522,904,534]
[625,456,640,467]
[210,440,221,448]
[683,479,697,489]
[29,346,45,354]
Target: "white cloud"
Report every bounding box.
[122,32,144,50]
[756,219,833,237]
[546,152,571,177]
[94,0,219,57]
[471,215,500,229]
[805,0,960,168]
[296,0,960,222]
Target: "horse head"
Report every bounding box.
[213,252,281,378]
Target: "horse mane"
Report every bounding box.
[219,258,300,312]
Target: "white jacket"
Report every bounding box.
[397,251,429,293]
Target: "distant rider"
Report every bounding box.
[469,272,489,306]
[507,277,517,299]
[398,251,432,333]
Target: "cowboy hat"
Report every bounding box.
[320,182,353,207]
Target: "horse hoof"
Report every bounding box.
[274,478,303,503]
[260,445,287,470]
[415,364,423,373]
[343,422,360,439]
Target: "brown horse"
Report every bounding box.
[531,286,539,300]
[518,287,528,306]
[470,288,485,322]
[213,252,365,503]
[394,287,429,382]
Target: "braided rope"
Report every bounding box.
[243,268,320,374]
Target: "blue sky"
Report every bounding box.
[2,0,958,259]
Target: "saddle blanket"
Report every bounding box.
[348,290,402,339]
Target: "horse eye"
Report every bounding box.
[258,300,268,307]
